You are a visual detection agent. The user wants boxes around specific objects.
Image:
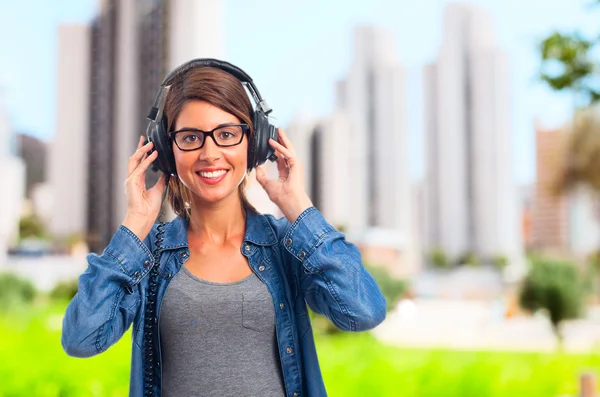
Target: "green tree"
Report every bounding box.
[539,2,600,294]
[519,259,584,349]
[538,0,600,104]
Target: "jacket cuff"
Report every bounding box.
[282,206,335,273]
[104,225,155,286]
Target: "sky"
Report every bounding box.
[0,0,598,184]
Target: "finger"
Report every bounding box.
[131,149,158,180]
[269,139,296,167]
[128,141,154,176]
[274,149,289,174]
[276,128,297,156]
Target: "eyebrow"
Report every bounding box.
[173,122,242,132]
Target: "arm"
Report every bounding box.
[281,207,387,332]
[61,225,154,357]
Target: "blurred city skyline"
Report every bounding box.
[1,0,598,185]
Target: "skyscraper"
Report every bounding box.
[52,0,224,253]
[286,111,353,229]
[49,24,90,241]
[0,88,26,262]
[424,3,522,263]
[532,120,600,256]
[531,123,569,252]
[336,26,411,235]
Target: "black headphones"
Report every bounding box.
[145,58,279,177]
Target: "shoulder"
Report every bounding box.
[261,212,292,237]
[254,207,335,242]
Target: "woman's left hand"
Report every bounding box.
[255,127,314,223]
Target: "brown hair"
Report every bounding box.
[162,67,259,220]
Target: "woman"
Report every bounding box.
[61,59,386,397]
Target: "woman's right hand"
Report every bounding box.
[121,135,168,241]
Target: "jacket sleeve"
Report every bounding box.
[61,225,154,357]
[280,207,387,332]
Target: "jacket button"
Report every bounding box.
[166,272,172,279]
[298,251,306,259]
[280,303,285,309]
[144,260,151,269]
[285,238,292,247]
[180,251,187,257]
[258,265,265,271]
[244,245,251,251]
[293,393,299,397]
[286,347,293,354]
[133,271,141,278]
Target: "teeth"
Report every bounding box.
[198,170,227,178]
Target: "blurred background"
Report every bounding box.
[1,0,600,396]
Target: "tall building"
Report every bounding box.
[285,27,418,274]
[49,24,91,241]
[424,3,522,263]
[15,133,47,199]
[531,121,600,256]
[531,123,569,252]
[336,26,411,236]
[286,111,353,229]
[0,89,26,262]
[51,0,224,253]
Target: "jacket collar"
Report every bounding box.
[160,209,278,251]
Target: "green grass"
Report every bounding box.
[0,302,599,396]
[319,333,600,396]
[0,301,130,397]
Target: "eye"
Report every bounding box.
[219,131,234,140]
[181,133,200,143]
[217,128,240,141]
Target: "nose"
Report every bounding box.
[198,135,221,162]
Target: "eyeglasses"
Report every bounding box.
[169,123,249,151]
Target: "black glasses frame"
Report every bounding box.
[169,123,250,151]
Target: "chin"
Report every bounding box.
[180,170,246,205]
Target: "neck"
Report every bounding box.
[187,193,247,246]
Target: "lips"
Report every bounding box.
[195,170,229,185]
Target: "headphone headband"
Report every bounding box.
[147,58,271,122]
[161,58,252,86]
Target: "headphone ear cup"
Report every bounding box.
[247,112,259,171]
[148,118,177,176]
[249,111,277,171]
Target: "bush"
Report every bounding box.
[49,279,78,302]
[519,259,584,348]
[428,248,450,269]
[0,272,36,311]
[19,214,47,240]
[456,251,479,267]
[491,254,509,270]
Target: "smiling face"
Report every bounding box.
[172,100,249,207]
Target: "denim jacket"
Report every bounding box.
[61,206,387,397]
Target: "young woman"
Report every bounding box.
[61,59,386,397]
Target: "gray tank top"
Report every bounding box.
[159,265,286,397]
